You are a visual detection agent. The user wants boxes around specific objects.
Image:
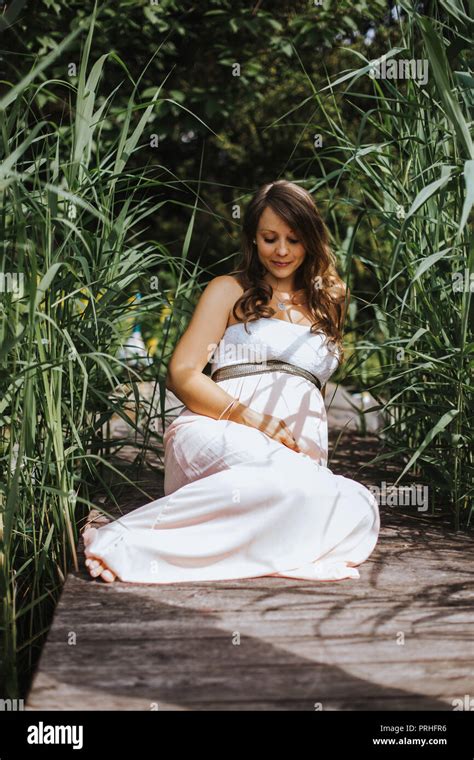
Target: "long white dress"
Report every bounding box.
[84,317,380,583]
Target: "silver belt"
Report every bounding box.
[211,359,321,391]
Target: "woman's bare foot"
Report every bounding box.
[82,526,117,583]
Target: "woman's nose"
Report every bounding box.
[275,240,289,255]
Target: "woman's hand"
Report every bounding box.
[259,413,301,452]
[235,408,301,453]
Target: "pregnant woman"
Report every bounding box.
[83,180,380,584]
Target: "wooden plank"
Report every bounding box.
[26,653,472,709]
[34,629,474,665]
[25,422,474,711]
[45,609,474,634]
[25,672,457,712]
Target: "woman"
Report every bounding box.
[83,180,380,584]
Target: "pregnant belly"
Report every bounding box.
[172,370,328,465]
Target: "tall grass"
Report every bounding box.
[0,6,209,697]
[306,1,473,528]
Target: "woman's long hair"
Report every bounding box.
[229,180,347,364]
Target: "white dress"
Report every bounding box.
[84,317,380,583]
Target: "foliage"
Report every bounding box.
[308,0,473,529]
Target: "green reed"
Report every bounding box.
[307,1,473,529]
[0,5,207,697]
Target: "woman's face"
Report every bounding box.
[255,206,306,287]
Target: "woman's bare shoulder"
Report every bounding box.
[204,274,243,291]
[206,274,244,305]
[204,275,245,326]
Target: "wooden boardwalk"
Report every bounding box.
[25,386,474,710]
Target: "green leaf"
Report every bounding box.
[458,159,474,237]
[419,17,474,159]
[394,410,460,484]
[405,173,452,220]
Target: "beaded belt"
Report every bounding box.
[211,359,322,391]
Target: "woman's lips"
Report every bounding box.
[271,260,292,267]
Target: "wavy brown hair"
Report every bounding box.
[229,180,348,364]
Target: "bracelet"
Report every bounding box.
[218,398,239,421]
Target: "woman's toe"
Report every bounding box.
[85,556,115,582]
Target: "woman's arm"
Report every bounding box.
[165,276,261,427]
[166,274,317,453]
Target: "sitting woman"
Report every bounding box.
[83,179,380,584]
